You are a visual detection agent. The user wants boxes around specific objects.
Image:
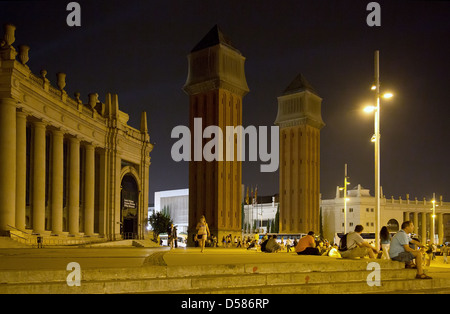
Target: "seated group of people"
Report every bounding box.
[267,221,431,280]
[337,221,432,279]
[260,231,321,255]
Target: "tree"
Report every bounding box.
[241,203,245,231]
[273,205,280,233]
[148,207,173,242]
[319,207,324,239]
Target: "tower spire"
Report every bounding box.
[184,25,249,245]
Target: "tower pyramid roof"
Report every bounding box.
[283,73,319,96]
[191,24,240,53]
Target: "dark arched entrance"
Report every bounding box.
[387,219,399,232]
[120,174,139,239]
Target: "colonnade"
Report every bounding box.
[0,98,98,236]
[404,211,445,244]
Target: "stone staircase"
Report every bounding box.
[0,237,29,248]
[2,225,108,247]
[132,239,160,248]
[1,257,449,294]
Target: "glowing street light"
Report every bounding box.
[364,106,376,113]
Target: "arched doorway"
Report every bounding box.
[120,174,139,239]
[387,219,399,232]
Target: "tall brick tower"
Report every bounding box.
[183,25,249,244]
[275,74,325,234]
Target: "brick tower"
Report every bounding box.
[183,25,249,244]
[275,74,325,234]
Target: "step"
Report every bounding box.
[132,239,160,248]
[0,263,427,294]
[172,277,449,294]
[0,269,420,294]
[0,237,29,248]
[1,255,448,294]
[0,258,405,284]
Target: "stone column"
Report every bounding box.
[413,212,419,235]
[0,98,16,234]
[438,213,444,245]
[84,143,95,236]
[51,130,64,235]
[32,121,46,234]
[115,156,122,239]
[97,149,107,237]
[68,137,80,235]
[403,212,410,222]
[15,111,27,230]
[421,212,427,243]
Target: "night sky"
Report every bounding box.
[1,0,449,204]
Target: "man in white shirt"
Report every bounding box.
[340,225,378,259]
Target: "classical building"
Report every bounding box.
[275,74,325,234]
[0,24,153,243]
[183,25,249,244]
[321,184,450,244]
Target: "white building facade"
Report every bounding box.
[243,197,278,233]
[321,184,450,244]
[154,189,188,233]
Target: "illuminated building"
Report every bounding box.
[0,24,153,243]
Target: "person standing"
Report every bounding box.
[167,223,174,249]
[443,244,449,264]
[380,226,391,259]
[196,215,210,253]
[222,236,226,247]
[173,225,178,248]
[285,238,292,253]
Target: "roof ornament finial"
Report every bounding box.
[18,45,30,65]
[74,92,82,104]
[89,93,99,110]
[2,23,16,47]
[1,24,17,60]
[57,72,66,91]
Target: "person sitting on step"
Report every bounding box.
[389,221,432,279]
[340,225,378,259]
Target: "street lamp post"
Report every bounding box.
[374,50,381,252]
[431,193,437,244]
[364,51,393,251]
[339,164,350,234]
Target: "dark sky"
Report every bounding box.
[1,0,449,204]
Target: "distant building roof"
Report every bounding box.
[348,184,372,197]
